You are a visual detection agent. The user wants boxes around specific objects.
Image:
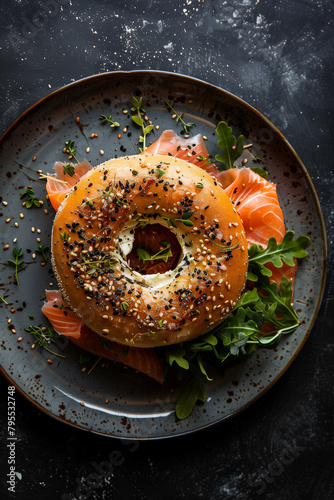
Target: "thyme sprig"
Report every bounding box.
[20,187,41,208]
[131,96,154,152]
[62,164,75,177]
[99,114,120,128]
[7,247,24,285]
[136,241,173,264]
[161,209,195,228]
[64,140,81,164]
[25,325,66,358]
[0,296,8,304]
[207,237,243,253]
[80,255,117,275]
[165,101,194,134]
[35,244,50,263]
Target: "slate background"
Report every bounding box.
[0,1,333,499]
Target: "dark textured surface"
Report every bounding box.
[0,1,333,499]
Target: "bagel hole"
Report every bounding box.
[127,223,182,275]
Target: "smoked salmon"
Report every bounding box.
[42,290,164,383]
[145,130,215,169]
[46,160,92,211]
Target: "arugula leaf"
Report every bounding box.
[250,166,268,178]
[167,345,189,370]
[254,274,299,328]
[175,374,206,419]
[248,231,310,281]
[215,121,244,169]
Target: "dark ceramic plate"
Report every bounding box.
[0,71,327,439]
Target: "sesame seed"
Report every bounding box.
[123,109,128,114]
[2,201,8,206]
[100,149,104,155]
[17,337,23,342]
[20,213,24,219]
[3,245,9,250]
[86,147,90,153]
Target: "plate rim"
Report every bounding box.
[0,70,328,440]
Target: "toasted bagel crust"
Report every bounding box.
[51,154,248,347]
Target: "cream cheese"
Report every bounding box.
[115,219,193,290]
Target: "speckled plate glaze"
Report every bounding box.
[0,71,327,439]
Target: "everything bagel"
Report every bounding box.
[51,154,248,347]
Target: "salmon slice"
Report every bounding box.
[145,129,215,169]
[42,289,82,338]
[216,167,285,248]
[211,167,296,294]
[46,160,92,211]
[42,290,164,383]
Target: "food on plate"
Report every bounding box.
[51,153,248,347]
[37,116,309,419]
[45,159,92,211]
[42,290,164,383]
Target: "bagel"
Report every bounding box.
[51,154,248,347]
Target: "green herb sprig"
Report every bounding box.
[80,255,117,275]
[20,187,41,208]
[62,164,75,177]
[99,114,120,128]
[161,209,195,228]
[7,248,24,285]
[60,231,69,243]
[0,296,8,304]
[131,96,154,152]
[64,140,81,164]
[35,244,50,263]
[165,101,194,134]
[136,241,173,264]
[25,325,66,358]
